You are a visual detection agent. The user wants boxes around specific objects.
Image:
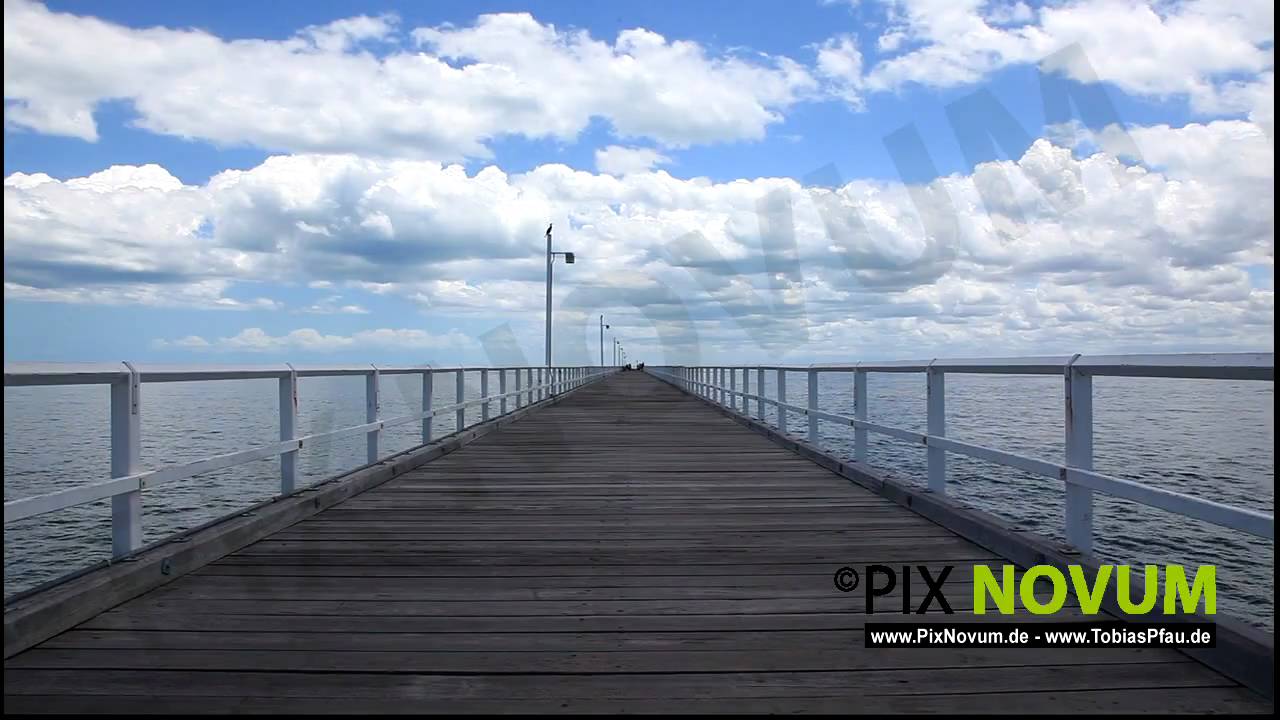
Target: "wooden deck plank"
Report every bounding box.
[4,688,1269,715]
[3,371,1270,713]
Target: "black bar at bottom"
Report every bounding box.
[865,621,1217,648]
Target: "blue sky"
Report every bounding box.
[3,0,1274,365]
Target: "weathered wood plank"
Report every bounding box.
[4,688,1270,715]
[2,662,1222,698]
[7,646,1181,674]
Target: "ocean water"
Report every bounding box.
[3,371,1274,631]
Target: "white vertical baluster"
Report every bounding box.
[741,368,749,414]
[422,369,434,444]
[853,368,868,462]
[807,369,819,444]
[279,365,298,494]
[756,367,765,419]
[926,364,945,494]
[1065,356,1095,554]
[777,369,787,434]
[366,366,380,464]
[110,362,142,558]
[499,369,508,415]
[455,370,466,432]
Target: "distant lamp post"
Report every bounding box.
[545,223,576,367]
[600,316,610,367]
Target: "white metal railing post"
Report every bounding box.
[481,369,491,422]
[455,370,466,432]
[777,369,787,434]
[366,366,381,464]
[730,368,738,411]
[756,367,764,418]
[514,368,523,409]
[422,369,434,444]
[110,363,142,558]
[741,368,748,413]
[279,365,298,494]
[1065,357,1095,553]
[926,363,945,494]
[807,369,819,444]
[499,370,508,415]
[853,368,868,462]
[537,368,543,401]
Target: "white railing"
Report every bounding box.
[4,362,614,559]
[648,353,1274,554]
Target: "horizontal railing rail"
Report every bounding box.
[4,363,616,560]
[647,353,1274,553]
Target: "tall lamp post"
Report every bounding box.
[544,223,575,367]
[599,316,610,367]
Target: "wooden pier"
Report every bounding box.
[2,371,1272,713]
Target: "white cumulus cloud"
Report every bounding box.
[594,146,672,175]
[3,1,816,157]
[5,114,1273,357]
[165,327,479,353]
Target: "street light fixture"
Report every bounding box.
[545,223,576,367]
[599,316,610,367]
